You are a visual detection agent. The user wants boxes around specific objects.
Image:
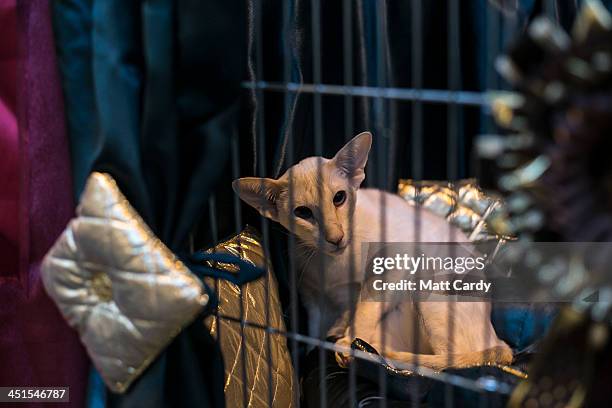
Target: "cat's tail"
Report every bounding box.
[384,344,514,372]
[336,342,513,372]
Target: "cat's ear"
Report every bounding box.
[332,131,372,188]
[232,177,284,221]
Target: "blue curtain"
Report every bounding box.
[52,0,249,406]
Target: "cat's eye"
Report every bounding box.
[294,206,313,220]
[333,190,347,207]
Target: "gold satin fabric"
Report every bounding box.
[202,227,295,408]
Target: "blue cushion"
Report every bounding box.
[491,304,557,351]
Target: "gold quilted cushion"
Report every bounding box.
[41,172,209,393]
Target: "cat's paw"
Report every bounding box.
[334,336,353,368]
[487,344,514,365]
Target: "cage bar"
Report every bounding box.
[342,0,358,407]
[282,1,301,406]
[242,81,487,106]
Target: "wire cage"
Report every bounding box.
[204,1,583,407]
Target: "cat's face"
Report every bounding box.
[233,132,372,254]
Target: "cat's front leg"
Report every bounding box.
[334,333,353,367]
[334,300,424,367]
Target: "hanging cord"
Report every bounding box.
[380,0,397,190]
[356,0,371,129]
[273,0,304,178]
[184,251,266,286]
[247,0,258,175]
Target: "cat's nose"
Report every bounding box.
[326,232,344,246]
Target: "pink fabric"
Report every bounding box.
[0,1,88,406]
[0,0,19,278]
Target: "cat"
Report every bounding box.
[232,132,513,371]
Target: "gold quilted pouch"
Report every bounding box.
[41,172,209,393]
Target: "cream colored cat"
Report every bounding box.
[232,132,512,371]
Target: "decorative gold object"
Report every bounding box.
[202,227,295,408]
[41,172,208,393]
[397,178,513,242]
[489,2,612,405]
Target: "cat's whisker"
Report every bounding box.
[297,244,317,286]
